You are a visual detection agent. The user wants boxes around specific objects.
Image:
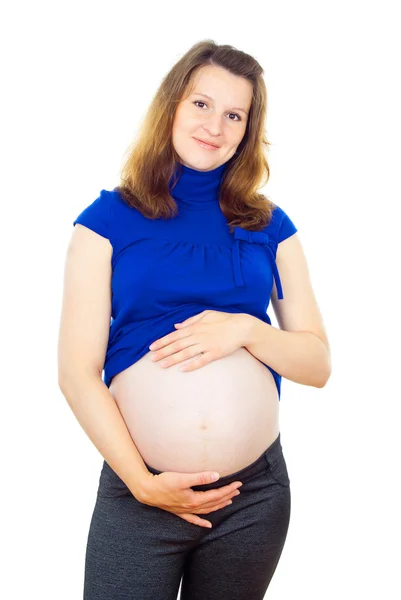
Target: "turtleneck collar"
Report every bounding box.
[169,161,228,209]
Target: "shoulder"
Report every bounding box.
[264,202,298,246]
[72,189,120,242]
[72,188,137,242]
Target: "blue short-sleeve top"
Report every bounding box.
[73,161,297,399]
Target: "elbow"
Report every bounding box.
[58,367,102,394]
[58,368,76,393]
[58,372,69,393]
[308,335,332,389]
[314,360,332,389]
[58,375,75,396]
[315,375,331,389]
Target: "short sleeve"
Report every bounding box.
[277,208,298,243]
[73,189,113,241]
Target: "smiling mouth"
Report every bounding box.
[193,137,220,149]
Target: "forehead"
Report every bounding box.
[188,65,253,108]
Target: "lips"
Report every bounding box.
[194,137,220,148]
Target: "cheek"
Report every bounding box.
[175,115,197,135]
[225,132,242,149]
[173,105,188,130]
[233,128,246,145]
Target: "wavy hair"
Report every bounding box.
[114,39,276,232]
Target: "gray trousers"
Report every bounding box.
[84,432,291,599]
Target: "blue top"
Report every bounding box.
[73,161,297,399]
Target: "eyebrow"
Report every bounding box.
[191,92,249,116]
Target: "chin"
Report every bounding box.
[180,154,218,169]
[189,161,219,171]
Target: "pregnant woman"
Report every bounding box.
[58,40,331,600]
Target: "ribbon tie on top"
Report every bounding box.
[232,227,284,299]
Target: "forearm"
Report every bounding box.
[59,373,150,500]
[240,314,331,388]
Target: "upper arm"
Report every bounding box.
[57,224,112,384]
[271,233,330,353]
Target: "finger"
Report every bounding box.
[159,345,202,368]
[199,488,241,511]
[182,471,222,488]
[191,483,242,511]
[179,513,212,528]
[179,352,209,372]
[189,481,242,508]
[150,329,189,351]
[175,311,207,327]
[193,498,234,514]
[159,349,195,368]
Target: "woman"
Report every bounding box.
[58,40,331,600]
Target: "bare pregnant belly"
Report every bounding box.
[109,347,280,477]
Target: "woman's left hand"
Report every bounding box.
[148,310,251,372]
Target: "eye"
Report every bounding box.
[193,100,242,122]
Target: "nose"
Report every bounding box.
[202,114,223,137]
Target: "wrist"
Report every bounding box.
[132,470,156,503]
[235,313,257,347]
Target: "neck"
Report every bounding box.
[169,161,228,208]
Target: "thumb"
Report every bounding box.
[185,471,220,486]
[175,311,207,328]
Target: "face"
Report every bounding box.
[171,64,253,172]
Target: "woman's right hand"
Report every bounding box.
[137,470,243,528]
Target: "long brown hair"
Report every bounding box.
[114,39,276,233]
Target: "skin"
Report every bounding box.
[137,68,259,525]
[171,64,253,172]
[149,310,250,372]
[152,66,254,367]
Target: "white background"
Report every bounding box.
[2,0,400,598]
